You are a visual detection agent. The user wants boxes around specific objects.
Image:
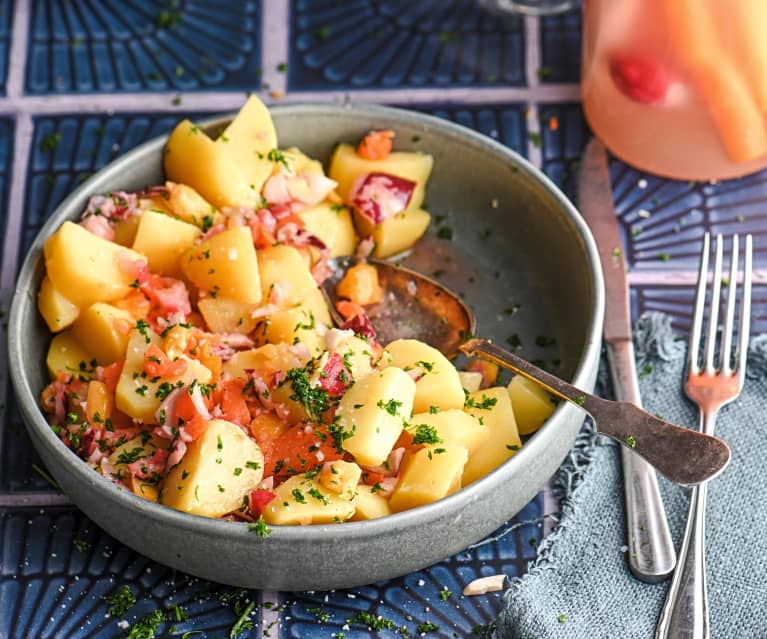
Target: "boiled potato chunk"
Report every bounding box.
[389,446,468,512]
[108,433,167,479]
[38,276,80,332]
[351,485,392,521]
[216,95,276,193]
[131,210,201,277]
[198,297,259,335]
[164,182,219,228]
[181,227,262,304]
[507,376,556,435]
[160,419,264,518]
[408,409,488,456]
[115,327,212,421]
[382,339,464,413]
[44,221,146,307]
[262,474,355,525]
[113,214,141,247]
[262,306,325,356]
[353,208,431,259]
[71,303,134,365]
[257,245,331,324]
[298,202,358,258]
[222,342,310,381]
[319,460,362,499]
[336,366,415,467]
[462,387,522,486]
[329,143,433,210]
[164,119,261,209]
[323,330,374,383]
[46,331,91,378]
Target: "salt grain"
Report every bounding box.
[638,209,651,219]
[637,179,648,189]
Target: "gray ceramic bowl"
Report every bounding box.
[8,104,604,591]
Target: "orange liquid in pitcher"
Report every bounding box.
[582,0,767,181]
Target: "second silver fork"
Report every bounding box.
[655,233,753,639]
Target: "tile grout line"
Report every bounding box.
[0,0,32,477]
[523,15,543,167]
[260,591,281,637]
[0,85,582,115]
[5,0,29,99]
[260,0,290,97]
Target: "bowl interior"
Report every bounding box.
[9,103,603,590]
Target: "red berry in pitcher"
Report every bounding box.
[609,53,670,103]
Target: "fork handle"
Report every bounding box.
[608,340,676,582]
[655,411,716,639]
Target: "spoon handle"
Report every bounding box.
[459,338,730,486]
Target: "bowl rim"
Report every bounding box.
[8,102,604,545]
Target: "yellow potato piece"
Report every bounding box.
[298,201,358,258]
[257,245,331,325]
[329,143,433,209]
[38,276,80,332]
[354,208,431,259]
[181,226,262,304]
[408,409,488,456]
[164,119,261,209]
[382,339,464,413]
[322,331,374,384]
[507,375,556,435]
[112,214,141,247]
[131,209,201,276]
[262,474,355,526]
[216,95,277,193]
[262,306,325,356]
[389,446,468,513]
[165,182,219,228]
[115,327,212,422]
[462,387,522,487]
[46,331,91,379]
[198,297,259,335]
[318,460,362,500]
[336,367,415,467]
[44,221,146,308]
[222,343,310,381]
[108,433,167,479]
[160,419,264,518]
[71,303,134,365]
[351,485,392,521]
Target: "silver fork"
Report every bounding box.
[655,233,753,639]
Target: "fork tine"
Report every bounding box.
[688,233,710,375]
[737,234,753,375]
[704,234,723,373]
[721,235,739,374]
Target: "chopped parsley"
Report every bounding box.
[285,364,331,419]
[115,447,145,465]
[245,460,261,471]
[126,609,164,638]
[267,148,289,169]
[40,132,62,152]
[439,588,453,601]
[347,611,395,631]
[626,435,637,449]
[201,213,215,232]
[429,405,440,414]
[135,318,152,344]
[464,394,497,410]
[574,395,585,406]
[376,398,403,416]
[106,584,136,617]
[292,488,306,503]
[411,424,443,446]
[308,487,330,504]
[248,516,271,538]
[639,364,653,379]
[416,622,440,633]
[557,613,567,624]
[233,467,243,476]
[73,537,89,552]
[229,600,256,638]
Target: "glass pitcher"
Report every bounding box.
[582,0,767,181]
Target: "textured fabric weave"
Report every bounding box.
[495,314,767,639]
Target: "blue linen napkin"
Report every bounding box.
[494,313,767,639]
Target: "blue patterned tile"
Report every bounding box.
[539,8,581,84]
[289,0,525,90]
[410,103,528,157]
[610,160,767,271]
[538,102,590,199]
[631,283,767,335]
[19,111,219,261]
[283,496,544,638]
[25,1,262,94]
[0,508,263,638]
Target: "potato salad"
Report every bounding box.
[37,97,554,529]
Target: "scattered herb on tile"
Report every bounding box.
[106,584,136,617]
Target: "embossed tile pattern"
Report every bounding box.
[25,1,262,94]
[539,9,581,84]
[289,0,525,89]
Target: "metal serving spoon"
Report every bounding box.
[323,258,730,486]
